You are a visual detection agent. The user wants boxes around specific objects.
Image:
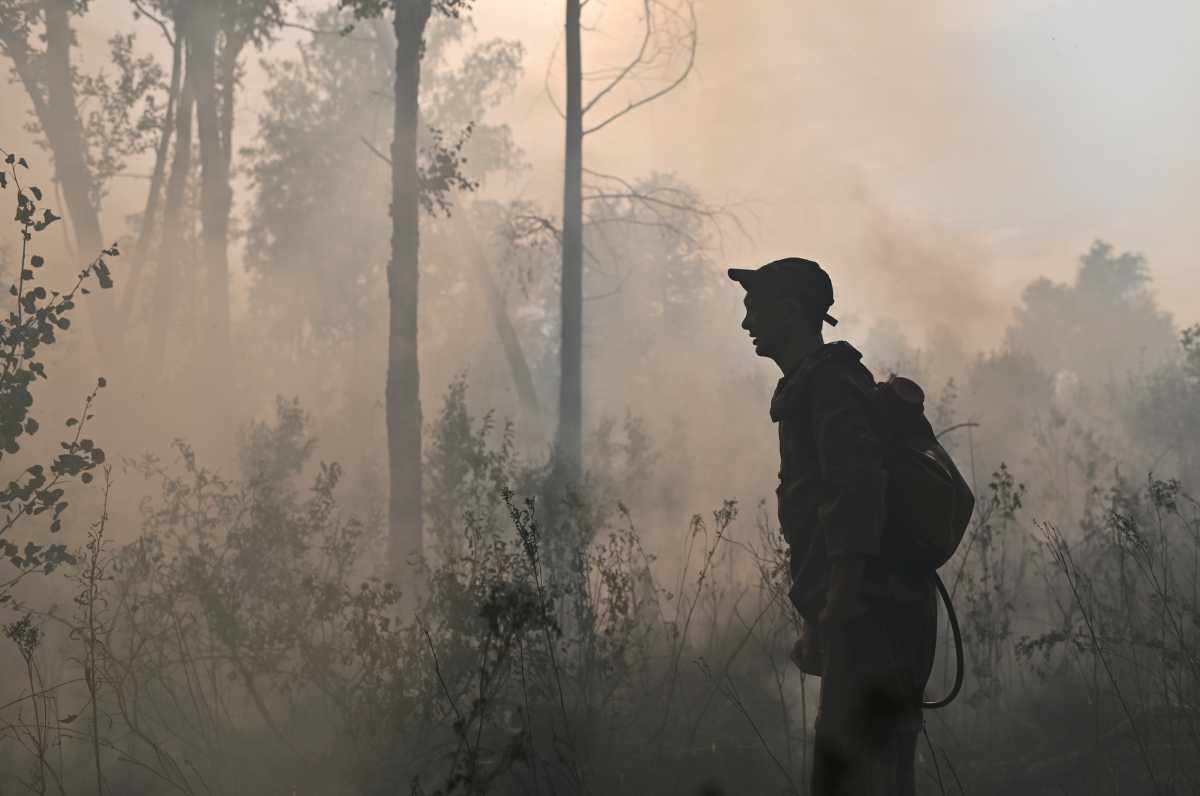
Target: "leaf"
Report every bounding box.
[96,264,113,290]
[30,255,44,268]
[97,377,106,388]
[0,173,6,188]
[65,418,78,427]
[80,472,92,485]
[29,186,41,200]
[59,713,78,725]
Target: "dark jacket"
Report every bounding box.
[772,341,906,620]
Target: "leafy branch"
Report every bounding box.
[1,147,115,576]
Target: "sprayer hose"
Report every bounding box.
[922,570,963,710]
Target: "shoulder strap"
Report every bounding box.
[770,342,867,422]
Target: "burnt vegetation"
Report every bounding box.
[1,2,1199,795]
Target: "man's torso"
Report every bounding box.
[772,341,925,619]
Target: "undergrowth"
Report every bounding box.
[1,378,1199,795]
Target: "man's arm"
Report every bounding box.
[810,368,888,620]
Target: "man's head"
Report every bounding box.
[728,257,838,361]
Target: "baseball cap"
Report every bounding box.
[727,257,839,326]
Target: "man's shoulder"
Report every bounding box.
[770,342,874,422]
[811,342,877,397]
[809,341,870,381]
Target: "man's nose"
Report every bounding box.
[741,315,751,332]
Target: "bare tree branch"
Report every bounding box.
[581,166,755,257]
[360,135,391,165]
[509,212,609,275]
[581,0,653,116]
[586,190,712,218]
[583,282,627,301]
[583,212,699,251]
[510,212,560,243]
[280,20,375,43]
[582,0,697,137]
[936,421,981,440]
[131,0,175,48]
[543,37,566,120]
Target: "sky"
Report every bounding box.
[468,0,1200,349]
[4,0,1199,353]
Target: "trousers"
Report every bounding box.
[810,582,938,796]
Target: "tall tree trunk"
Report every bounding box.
[120,14,184,325]
[147,33,195,375]
[41,0,103,262]
[188,2,233,381]
[44,0,124,360]
[1,1,117,357]
[476,255,541,423]
[451,215,541,423]
[556,0,585,482]
[387,0,433,592]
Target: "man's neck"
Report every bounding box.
[774,332,824,376]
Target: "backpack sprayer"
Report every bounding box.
[790,371,971,708]
[868,374,972,710]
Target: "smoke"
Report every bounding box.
[473,0,1200,348]
[1,0,1198,548]
[3,5,1200,791]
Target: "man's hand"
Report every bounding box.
[818,556,869,624]
[791,622,824,675]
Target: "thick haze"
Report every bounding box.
[3,4,1200,792]
[5,0,1199,354]
[2,0,1195,549]
[471,0,1200,350]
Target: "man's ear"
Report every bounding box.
[781,296,809,323]
[784,297,822,334]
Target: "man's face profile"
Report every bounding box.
[741,292,799,359]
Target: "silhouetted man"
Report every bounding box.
[729,258,937,796]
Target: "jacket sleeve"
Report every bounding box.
[809,369,888,559]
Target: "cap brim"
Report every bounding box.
[727,268,758,288]
[730,267,839,325]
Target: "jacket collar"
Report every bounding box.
[769,341,863,422]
